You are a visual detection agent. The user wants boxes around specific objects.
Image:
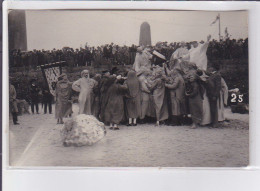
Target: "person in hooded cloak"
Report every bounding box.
[147,66,169,126]
[104,76,128,130]
[125,71,141,126]
[165,69,186,125]
[72,70,98,115]
[55,74,72,124]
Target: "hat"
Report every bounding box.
[152,50,166,60]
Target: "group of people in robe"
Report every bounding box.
[54,35,229,129]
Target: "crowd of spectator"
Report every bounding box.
[9,38,248,69]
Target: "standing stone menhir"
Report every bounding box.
[139,22,151,47]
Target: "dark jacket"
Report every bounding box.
[205,72,222,99]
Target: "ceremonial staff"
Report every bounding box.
[218,14,221,41]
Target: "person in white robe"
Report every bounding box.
[133,47,154,121]
[133,47,153,72]
[171,41,189,61]
[72,70,98,115]
[183,35,211,71]
[218,77,228,121]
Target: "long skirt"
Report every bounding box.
[201,92,211,125]
[79,93,94,115]
[92,96,100,119]
[140,92,156,119]
[189,94,203,124]
[217,94,225,122]
[55,100,72,119]
[168,93,186,116]
[152,88,168,121]
[125,95,141,119]
[104,96,125,124]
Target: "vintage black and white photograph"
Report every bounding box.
[8,10,249,167]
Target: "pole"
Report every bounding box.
[218,13,221,41]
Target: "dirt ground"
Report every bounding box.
[9,104,249,167]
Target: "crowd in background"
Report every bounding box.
[9,38,248,69]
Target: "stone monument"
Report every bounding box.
[139,22,151,47]
[8,10,27,51]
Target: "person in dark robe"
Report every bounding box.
[205,67,222,128]
[92,74,102,119]
[99,70,113,122]
[104,76,128,130]
[29,79,40,114]
[185,74,203,129]
[165,69,186,125]
[42,86,53,114]
[9,82,19,125]
[55,74,72,124]
[125,71,141,126]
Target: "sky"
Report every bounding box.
[25,10,248,50]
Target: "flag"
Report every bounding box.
[210,14,220,26]
[40,61,66,96]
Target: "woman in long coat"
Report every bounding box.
[55,74,72,124]
[72,70,97,115]
[165,69,186,125]
[147,66,169,126]
[125,71,141,126]
[104,76,128,130]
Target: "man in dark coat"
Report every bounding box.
[42,86,53,114]
[205,67,222,128]
[29,79,40,114]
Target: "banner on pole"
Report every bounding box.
[40,61,66,96]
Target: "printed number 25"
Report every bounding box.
[231,93,243,103]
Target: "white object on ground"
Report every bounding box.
[60,114,106,147]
